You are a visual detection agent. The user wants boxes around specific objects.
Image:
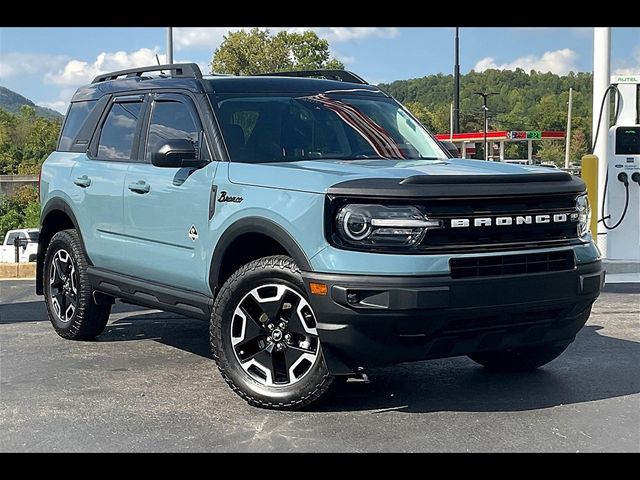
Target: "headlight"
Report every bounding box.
[576,193,590,238]
[336,204,442,247]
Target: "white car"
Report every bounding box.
[0,228,39,263]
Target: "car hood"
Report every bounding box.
[228,158,570,194]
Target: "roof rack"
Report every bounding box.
[91,63,203,84]
[253,69,368,85]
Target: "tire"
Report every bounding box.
[210,255,334,410]
[43,229,111,340]
[468,343,570,372]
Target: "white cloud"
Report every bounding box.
[473,48,580,75]
[36,100,67,114]
[44,47,166,86]
[173,27,398,50]
[613,45,640,75]
[0,53,69,79]
[337,55,355,65]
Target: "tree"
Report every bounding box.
[0,106,61,175]
[211,28,344,76]
[0,186,40,237]
[536,140,565,166]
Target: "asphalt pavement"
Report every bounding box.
[1,279,638,452]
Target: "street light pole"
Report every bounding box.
[166,27,173,64]
[453,27,460,134]
[475,91,498,161]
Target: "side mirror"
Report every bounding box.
[151,139,207,168]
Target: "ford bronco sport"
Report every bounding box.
[37,64,603,409]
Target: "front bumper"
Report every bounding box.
[302,261,603,374]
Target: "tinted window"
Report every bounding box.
[58,101,97,151]
[27,232,39,242]
[146,100,199,162]
[97,102,143,160]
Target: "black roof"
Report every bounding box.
[71,65,382,102]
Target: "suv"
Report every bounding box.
[37,64,603,409]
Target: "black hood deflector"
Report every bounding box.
[328,173,586,198]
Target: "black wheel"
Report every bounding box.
[44,229,111,340]
[468,343,570,372]
[210,255,334,410]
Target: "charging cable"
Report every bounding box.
[592,84,628,230]
[600,172,630,230]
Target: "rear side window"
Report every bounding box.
[58,101,97,151]
[97,102,143,160]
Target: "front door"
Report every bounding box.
[122,92,216,293]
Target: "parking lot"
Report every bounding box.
[1,279,638,452]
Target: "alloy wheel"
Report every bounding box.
[48,249,78,323]
[231,284,320,387]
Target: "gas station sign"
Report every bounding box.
[507,130,542,140]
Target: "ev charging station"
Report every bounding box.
[604,75,640,263]
[592,27,640,281]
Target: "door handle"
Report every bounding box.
[73,175,92,188]
[128,180,150,194]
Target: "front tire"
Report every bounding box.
[210,255,334,410]
[468,343,570,372]
[44,229,111,340]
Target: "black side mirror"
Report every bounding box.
[151,139,207,168]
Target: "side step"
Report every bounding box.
[87,267,212,320]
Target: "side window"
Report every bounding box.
[58,101,97,151]
[146,100,199,162]
[97,101,143,160]
[5,232,18,245]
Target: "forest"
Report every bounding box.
[380,68,593,163]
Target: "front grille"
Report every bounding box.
[419,193,581,252]
[449,250,575,279]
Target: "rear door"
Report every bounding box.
[122,92,217,293]
[71,94,146,272]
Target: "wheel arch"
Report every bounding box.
[209,217,312,297]
[36,199,89,295]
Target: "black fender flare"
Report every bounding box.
[36,198,89,295]
[209,217,312,294]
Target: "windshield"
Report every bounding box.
[214,93,448,163]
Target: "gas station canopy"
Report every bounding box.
[435,130,565,161]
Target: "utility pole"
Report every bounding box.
[449,103,453,141]
[453,27,460,133]
[475,91,498,160]
[564,87,573,168]
[166,27,174,64]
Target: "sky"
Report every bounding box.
[0,27,638,114]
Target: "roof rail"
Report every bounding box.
[253,69,368,85]
[91,63,203,84]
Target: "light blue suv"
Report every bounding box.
[37,64,603,409]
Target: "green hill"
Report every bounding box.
[0,86,63,120]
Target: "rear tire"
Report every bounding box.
[210,255,334,410]
[468,343,570,372]
[43,229,111,340]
